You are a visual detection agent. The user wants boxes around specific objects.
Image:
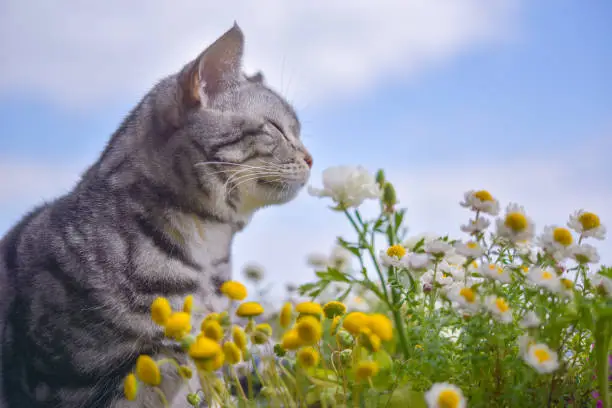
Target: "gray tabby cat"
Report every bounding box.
[0,23,312,408]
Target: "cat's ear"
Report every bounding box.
[179,22,245,107]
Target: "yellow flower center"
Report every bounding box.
[220,281,248,301]
[495,298,509,313]
[438,389,461,408]
[553,227,573,246]
[296,316,322,345]
[201,320,224,342]
[534,348,551,363]
[504,212,528,232]
[281,330,303,350]
[279,302,293,328]
[355,361,379,381]
[323,301,347,319]
[123,374,138,401]
[164,312,192,340]
[488,264,496,270]
[467,241,478,249]
[521,265,529,274]
[560,278,573,289]
[151,297,172,326]
[579,212,601,230]
[366,314,394,341]
[415,344,424,350]
[295,301,323,317]
[232,326,248,351]
[135,355,161,386]
[541,271,553,280]
[474,190,494,202]
[496,266,504,275]
[471,261,478,269]
[386,244,406,259]
[222,341,242,365]
[297,347,320,368]
[460,288,476,303]
[235,302,264,317]
[343,312,369,335]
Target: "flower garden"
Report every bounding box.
[124,166,611,407]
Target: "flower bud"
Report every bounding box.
[180,334,196,350]
[187,393,202,406]
[375,169,386,186]
[339,349,352,365]
[382,182,397,209]
[274,343,287,357]
[336,330,354,349]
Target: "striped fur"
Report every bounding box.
[0,24,311,408]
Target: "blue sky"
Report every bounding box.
[1,0,610,296]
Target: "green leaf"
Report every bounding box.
[315,267,351,283]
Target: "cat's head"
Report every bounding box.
[158,23,312,214]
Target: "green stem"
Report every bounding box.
[344,209,390,303]
[594,318,611,408]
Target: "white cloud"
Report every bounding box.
[0,0,519,108]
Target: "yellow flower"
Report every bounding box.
[197,352,225,372]
[323,301,346,319]
[124,373,138,401]
[386,244,406,259]
[295,301,323,317]
[189,336,222,360]
[355,361,379,381]
[204,312,221,322]
[415,344,424,351]
[297,347,320,368]
[220,281,248,301]
[366,313,393,341]
[151,297,172,326]
[255,323,272,337]
[236,302,264,318]
[459,287,476,303]
[343,312,369,336]
[223,341,242,365]
[164,312,191,340]
[281,329,303,350]
[201,320,224,342]
[182,295,194,314]
[279,302,293,328]
[359,328,381,352]
[178,365,193,379]
[296,316,322,345]
[135,355,161,386]
[232,325,248,351]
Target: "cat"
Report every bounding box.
[0,22,312,408]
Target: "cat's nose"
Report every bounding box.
[303,152,313,169]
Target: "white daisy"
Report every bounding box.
[496,203,536,243]
[446,284,480,313]
[425,383,466,408]
[445,251,467,266]
[460,190,500,216]
[527,267,562,293]
[421,269,454,287]
[403,252,432,270]
[460,217,491,235]
[479,263,512,283]
[306,252,329,269]
[570,243,600,264]
[403,233,438,251]
[524,343,560,374]
[591,274,612,297]
[454,240,485,258]
[484,295,513,323]
[567,210,606,240]
[379,250,404,268]
[519,311,541,329]
[424,239,453,257]
[308,165,381,208]
[329,245,353,272]
[539,225,575,261]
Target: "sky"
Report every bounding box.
[1,0,611,299]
